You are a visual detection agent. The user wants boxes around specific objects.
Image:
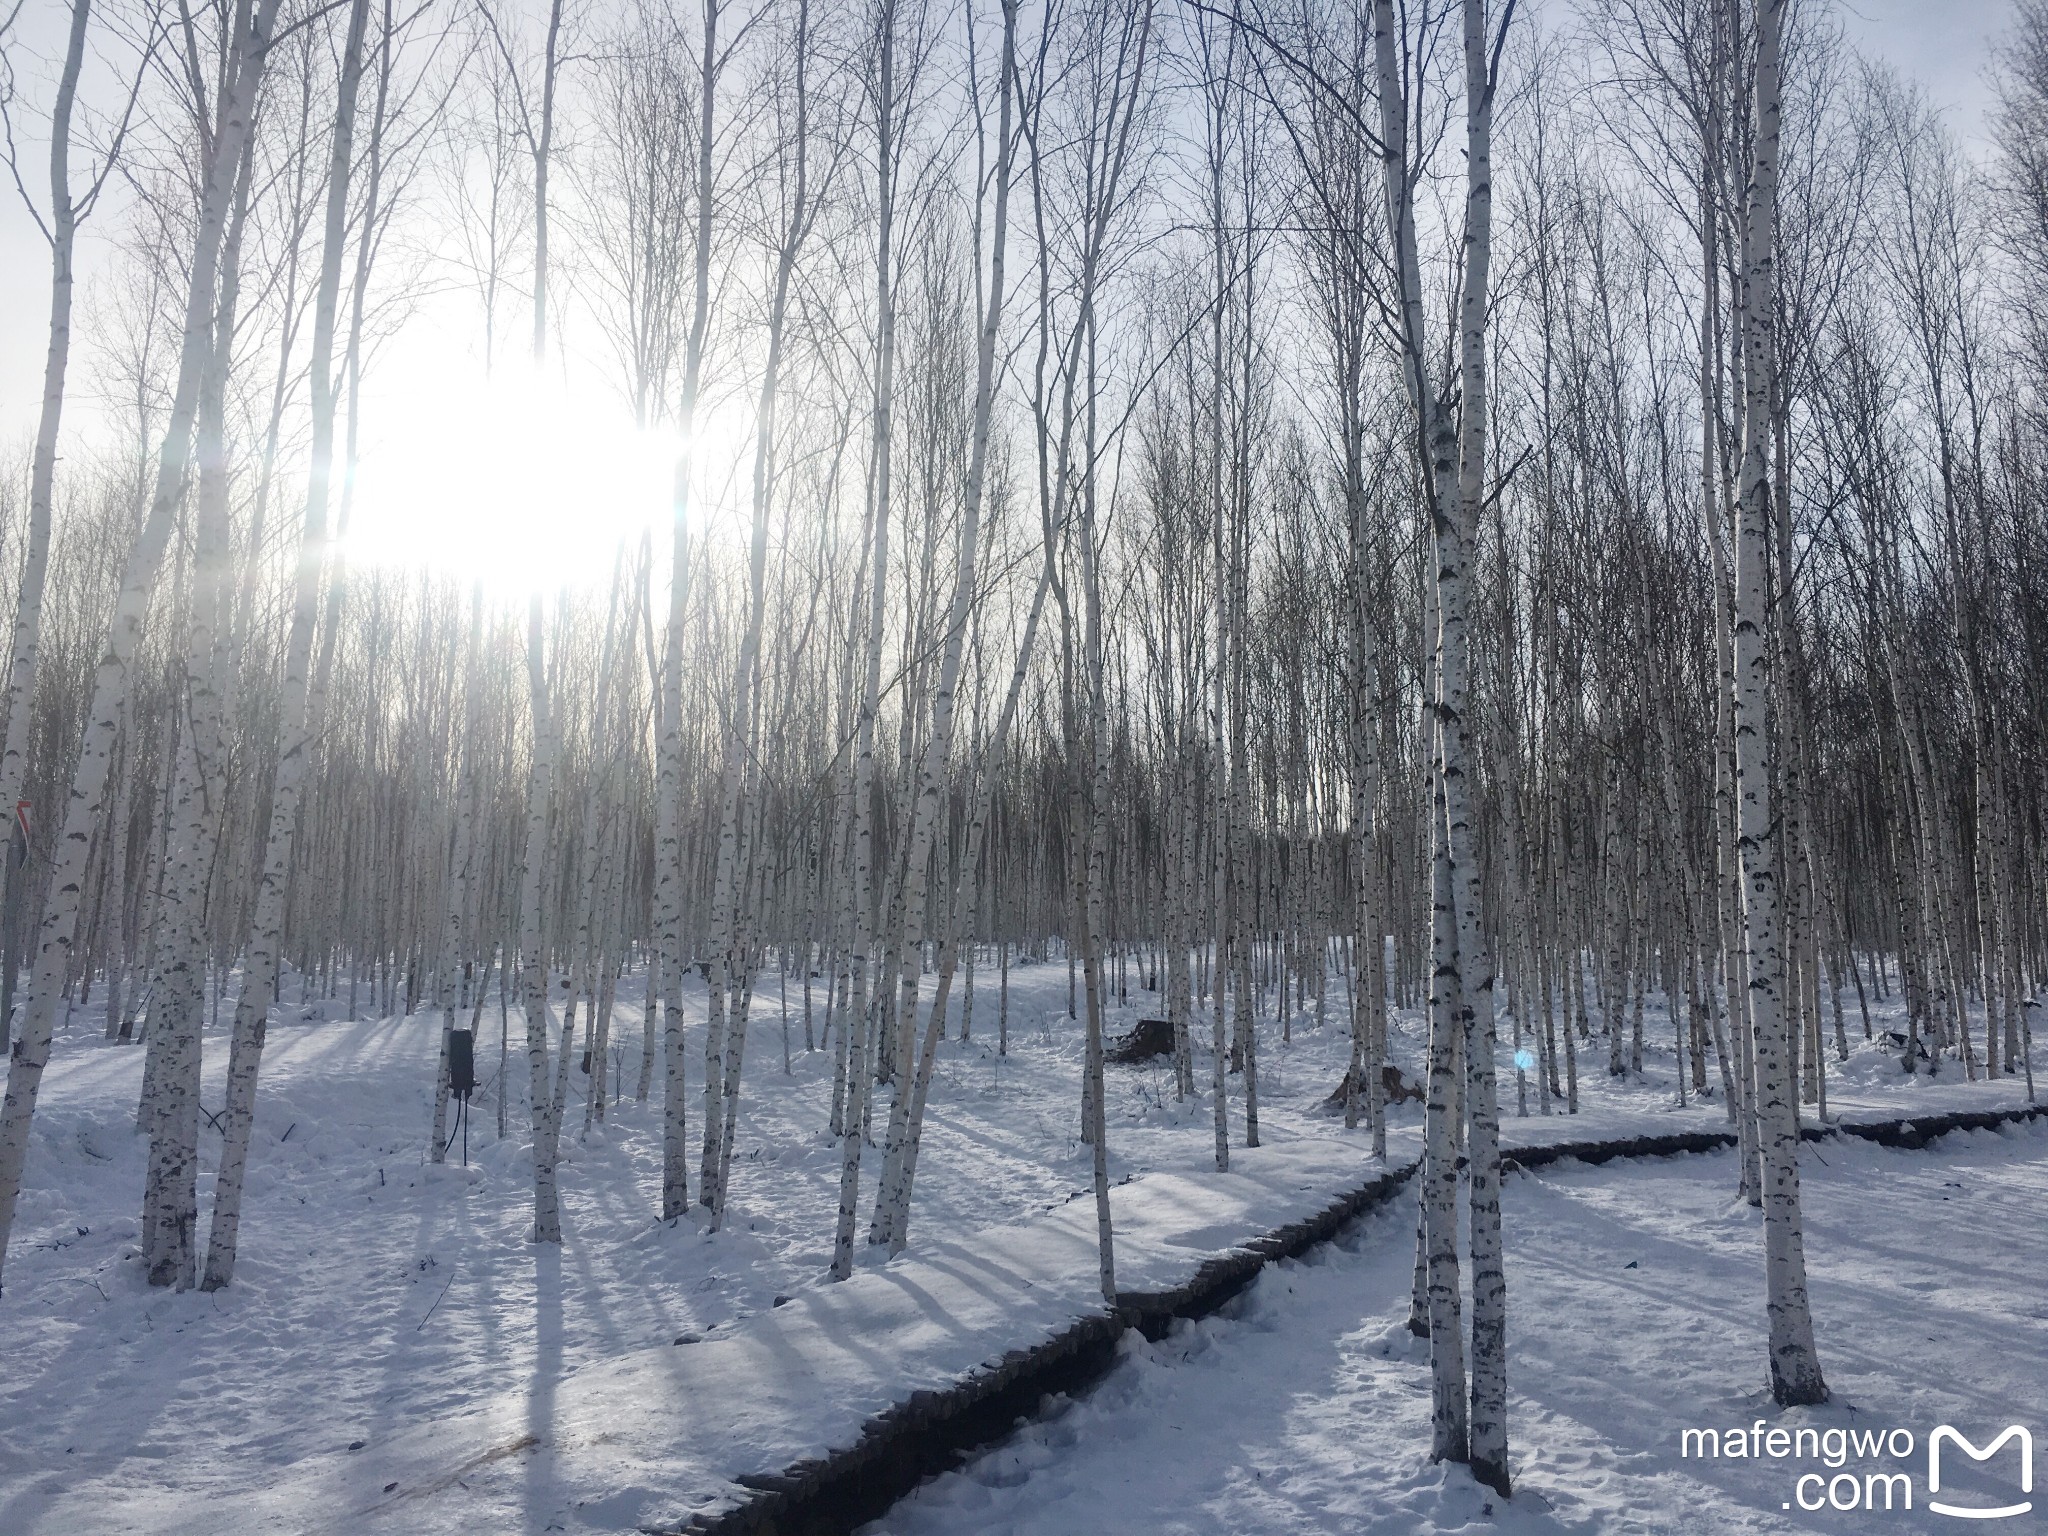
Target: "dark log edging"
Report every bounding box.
[647,1163,1417,1536]
[650,1101,2044,1536]
[1498,1102,2048,1173]
[1822,1101,2047,1147]
[1500,1127,1738,1170]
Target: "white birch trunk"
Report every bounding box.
[0,0,284,1286]
[142,164,249,1289]
[199,0,372,1291]
[702,4,815,1217]
[519,596,562,1243]
[431,586,486,1161]
[1372,0,1468,1466]
[0,0,92,845]
[831,0,904,1281]
[871,0,1020,1248]
[1732,0,1826,1408]
[654,0,720,1222]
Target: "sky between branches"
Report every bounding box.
[0,0,2019,587]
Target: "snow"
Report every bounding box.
[0,959,2036,1533]
[870,1120,2048,1535]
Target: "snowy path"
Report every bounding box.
[866,1121,2048,1536]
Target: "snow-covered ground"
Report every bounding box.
[0,957,2036,1533]
[871,1121,2048,1536]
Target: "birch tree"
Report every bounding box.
[0,0,285,1289]
[1729,0,1827,1408]
[201,0,374,1291]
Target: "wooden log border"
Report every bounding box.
[651,1102,2046,1536]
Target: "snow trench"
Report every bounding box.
[671,1164,1418,1536]
[672,1102,2045,1536]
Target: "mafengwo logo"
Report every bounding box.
[1928,1426,2032,1520]
[1679,1421,2033,1516]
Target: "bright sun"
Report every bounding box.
[348,361,677,593]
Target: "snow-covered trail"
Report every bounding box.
[867,1123,2048,1536]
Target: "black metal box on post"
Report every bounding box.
[449,1028,476,1096]
[448,1028,476,1163]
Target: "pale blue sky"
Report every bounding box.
[1842,0,2015,143]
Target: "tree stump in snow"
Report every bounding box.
[1880,1030,1931,1064]
[1106,1017,1175,1065]
[1317,1061,1423,1116]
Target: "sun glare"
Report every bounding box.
[348,363,676,593]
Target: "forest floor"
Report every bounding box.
[0,957,2037,1533]
[869,1120,2048,1536]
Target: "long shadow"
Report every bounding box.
[523,1241,565,1534]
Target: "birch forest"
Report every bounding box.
[1,0,2046,1526]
